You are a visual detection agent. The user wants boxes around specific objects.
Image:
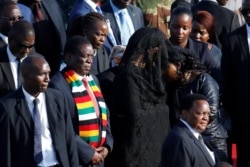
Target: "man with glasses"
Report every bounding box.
[0,1,23,48]
[0,20,35,98]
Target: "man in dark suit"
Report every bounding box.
[192,0,240,48]
[221,0,250,166]
[161,94,216,167]
[0,54,79,167]
[19,0,67,76]
[0,1,23,48]
[49,36,113,167]
[101,0,144,46]
[67,0,100,30]
[0,20,35,98]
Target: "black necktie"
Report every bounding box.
[16,58,22,88]
[33,99,43,164]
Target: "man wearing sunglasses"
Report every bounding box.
[0,20,35,98]
[221,0,250,166]
[0,1,23,48]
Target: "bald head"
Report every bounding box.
[8,20,34,40]
[8,20,35,58]
[21,53,50,97]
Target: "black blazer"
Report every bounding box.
[161,120,216,167]
[101,1,144,45]
[0,46,16,98]
[0,88,79,167]
[192,0,240,48]
[49,71,113,167]
[221,25,250,139]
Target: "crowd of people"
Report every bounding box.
[0,0,248,166]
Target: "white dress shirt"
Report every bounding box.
[7,47,26,89]
[180,118,216,163]
[22,88,59,166]
[109,0,135,45]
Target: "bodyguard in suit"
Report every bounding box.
[19,0,67,76]
[101,0,144,46]
[0,20,35,98]
[49,36,113,167]
[221,0,250,166]
[0,54,79,167]
[192,0,240,49]
[0,1,23,48]
[161,94,217,167]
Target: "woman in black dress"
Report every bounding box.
[109,27,171,167]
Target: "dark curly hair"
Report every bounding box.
[167,46,207,85]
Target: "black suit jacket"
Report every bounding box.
[49,71,113,167]
[221,25,250,140]
[0,88,79,167]
[161,120,216,167]
[0,46,16,98]
[101,1,144,45]
[0,37,7,49]
[192,0,240,48]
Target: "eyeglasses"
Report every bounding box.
[1,16,24,22]
[17,43,35,49]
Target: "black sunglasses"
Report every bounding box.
[17,43,35,49]
[1,16,24,21]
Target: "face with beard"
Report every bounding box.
[241,0,250,25]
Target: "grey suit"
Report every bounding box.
[0,88,79,167]
[101,1,144,45]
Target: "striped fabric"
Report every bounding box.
[63,69,107,148]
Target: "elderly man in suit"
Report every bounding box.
[0,20,35,98]
[101,0,144,46]
[221,0,250,166]
[49,35,113,167]
[0,54,79,167]
[161,94,230,167]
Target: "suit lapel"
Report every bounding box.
[181,122,216,166]
[102,3,121,45]
[45,90,58,135]
[127,5,137,30]
[238,26,249,60]
[15,88,34,131]
[0,49,16,90]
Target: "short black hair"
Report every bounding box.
[180,94,208,111]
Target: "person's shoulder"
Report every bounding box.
[46,88,64,97]
[224,25,245,39]
[128,4,143,12]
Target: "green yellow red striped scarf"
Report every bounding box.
[63,69,107,148]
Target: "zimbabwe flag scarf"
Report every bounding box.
[63,68,107,148]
